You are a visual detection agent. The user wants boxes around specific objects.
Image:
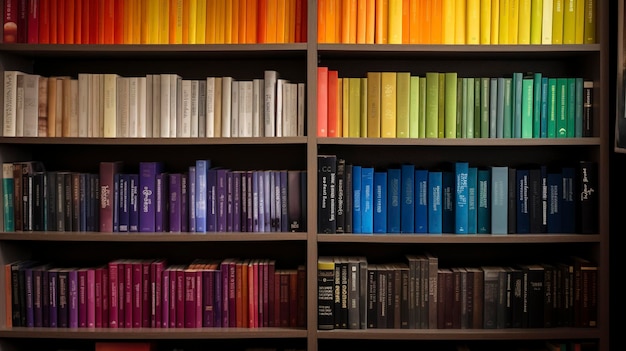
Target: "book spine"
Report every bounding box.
[68,269,78,328]
[386,168,401,233]
[139,162,162,232]
[78,269,87,327]
[317,155,337,234]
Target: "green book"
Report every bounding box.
[396,72,410,138]
[444,72,458,138]
[466,77,475,138]
[409,76,420,138]
[575,77,583,137]
[512,72,523,138]
[474,78,481,138]
[425,72,439,138]
[489,78,498,138]
[556,77,568,138]
[521,77,534,138]
[481,77,490,138]
[567,77,576,138]
[456,77,463,138]
[503,77,513,138]
[496,77,505,138]
[2,163,14,232]
[532,72,542,138]
[547,78,558,138]
[438,73,446,138]
[419,77,427,138]
[360,77,368,137]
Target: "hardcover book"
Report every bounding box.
[99,161,123,232]
[138,162,163,232]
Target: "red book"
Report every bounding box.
[56,0,64,43]
[3,0,19,43]
[103,0,114,44]
[131,261,142,328]
[38,0,49,43]
[195,269,202,329]
[262,259,269,327]
[141,261,151,328]
[99,161,123,232]
[160,268,169,328]
[27,0,39,43]
[184,268,197,328]
[17,0,28,43]
[73,0,82,44]
[288,269,298,327]
[107,260,120,328]
[294,0,302,42]
[247,261,255,328]
[90,0,98,43]
[327,70,339,137]
[317,67,329,137]
[81,0,90,44]
[240,260,248,328]
[95,267,103,328]
[257,0,267,43]
[101,266,109,327]
[117,261,125,328]
[48,0,57,43]
[64,0,74,44]
[113,0,123,44]
[267,260,276,327]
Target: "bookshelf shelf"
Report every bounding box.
[316,137,602,147]
[0,137,308,146]
[0,232,308,242]
[316,234,601,244]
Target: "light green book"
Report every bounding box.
[503,77,513,138]
[456,77,463,138]
[438,73,446,138]
[348,77,361,137]
[419,77,427,138]
[461,78,468,138]
[425,72,439,138]
[521,77,534,138]
[396,72,411,138]
[409,76,420,138]
[481,77,490,138]
[474,78,481,138]
[466,77,475,138]
[547,78,557,138]
[444,72,458,138]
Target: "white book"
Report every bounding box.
[69,79,78,137]
[252,79,263,137]
[77,73,90,137]
[239,80,253,137]
[56,78,65,137]
[128,77,139,138]
[3,70,24,137]
[97,75,104,137]
[102,73,119,137]
[116,76,129,138]
[180,79,192,138]
[22,73,40,137]
[205,77,215,137]
[214,77,223,137]
[152,74,161,137]
[198,79,206,138]
[15,74,25,137]
[37,76,48,137]
[230,80,239,137]
[221,76,232,137]
[172,75,181,138]
[283,82,298,137]
[137,76,147,137]
[144,75,152,138]
[542,0,554,44]
[159,74,171,137]
[275,78,286,137]
[191,79,199,137]
[89,74,101,137]
[264,70,278,137]
[297,82,305,136]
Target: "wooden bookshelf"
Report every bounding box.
[0,1,611,351]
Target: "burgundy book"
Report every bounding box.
[95,267,103,328]
[161,267,170,328]
[87,268,96,328]
[273,268,280,328]
[141,260,151,328]
[279,270,289,327]
[78,268,87,327]
[175,265,185,328]
[124,261,133,328]
[219,259,231,327]
[168,266,177,328]
[99,161,123,232]
[184,268,197,328]
[117,261,125,328]
[262,259,269,327]
[101,266,109,328]
[131,261,142,328]
[267,260,276,327]
[150,259,166,328]
[289,269,298,327]
[202,266,215,327]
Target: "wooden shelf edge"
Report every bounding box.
[316,328,602,340]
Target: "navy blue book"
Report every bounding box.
[477,169,491,234]
[540,165,548,233]
[528,168,543,234]
[401,164,415,233]
[414,169,428,233]
[428,171,442,234]
[561,167,576,233]
[467,167,478,234]
[386,168,401,234]
[128,174,139,232]
[454,162,469,234]
[547,171,563,233]
[516,169,530,234]
[361,167,374,234]
[442,171,454,234]
[352,165,362,234]
[373,171,387,233]
[577,161,598,234]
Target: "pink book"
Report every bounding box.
[124,262,133,328]
[168,267,177,328]
[151,259,166,328]
[101,266,109,327]
[117,261,125,328]
[247,261,255,328]
[78,268,87,327]
[161,268,170,328]
[95,267,102,328]
[87,268,96,328]
[132,261,142,328]
[141,261,151,328]
[176,266,185,328]
[107,261,119,328]
[195,270,202,329]
[184,268,196,328]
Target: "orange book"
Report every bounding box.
[365,0,375,43]
[286,0,296,43]
[317,67,329,137]
[231,0,239,43]
[123,0,132,43]
[246,0,258,43]
[158,0,169,45]
[238,0,247,44]
[327,70,339,137]
[408,0,418,43]
[214,0,225,43]
[188,0,198,44]
[257,0,268,43]
[103,0,115,44]
[266,0,278,43]
[113,0,123,44]
[317,0,326,43]
[418,0,430,44]
[57,0,65,44]
[169,0,182,44]
[356,0,367,43]
[275,0,285,43]
[322,0,334,43]
[74,0,82,44]
[183,0,191,43]
[206,0,217,43]
[224,0,233,43]
[430,0,442,44]
[348,0,357,43]
[339,0,349,43]
[402,0,410,43]
[39,0,50,43]
[294,0,303,42]
[140,0,148,43]
[374,0,387,44]
[132,0,141,43]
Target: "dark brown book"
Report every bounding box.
[571,256,597,328]
[541,263,558,328]
[425,252,439,329]
[99,161,123,232]
[465,267,484,329]
[451,267,466,329]
[436,268,451,329]
[556,261,575,327]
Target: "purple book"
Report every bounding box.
[216,169,229,232]
[168,173,182,232]
[68,269,78,328]
[48,269,59,328]
[139,162,163,232]
[57,269,69,327]
[118,174,130,232]
[239,171,248,232]
[279,170,288,232]
[226,172,234,231]
[263,171,271,232]
[188,166,196,233]
[257,171,265,232]
[195,159,211,232]
[232,171,241,232]
[155,172,169,232]
[128,174,139,232]
[24,266,34,327]
[181,173,188,232]
[246,171,253,232]
[252,171,260,232]
[219,259,230,327]
[41,269,49,327]
[207,168,217,232]
[78,269,87,328]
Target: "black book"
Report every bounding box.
[528,168,543,233]
[344,164,353,233]
[317,155,337,233]
[518,263,545,328]
[366,264,378,329]
[335,159,346,233]
[541,263,557,328]
[32,171,46,231]
[46,171,57,232]
[577,161,598,234]
[317,257,335,330]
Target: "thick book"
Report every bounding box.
[138,162,163,232]
[318,155,337,234]
[99,161,123,232]
[490,166,508,234]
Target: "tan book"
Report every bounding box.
[37,76,48,137]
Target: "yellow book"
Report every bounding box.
[583,0,595,44]
[388,0,403,44]
[348,78,362,137]
[442,0,456,45]
[366,0,376,43]
[409,0,419,43]
[518,0,531,44]
[574,0,584,43]
[275,0,286,43]
[529,0,543,44]
[466,0,479,44]
[418,76,427,137]
[140,0,149,44]
[479,0,491,44]
[562,0,576,44]
[360,78,368,137]
[396,72,410,138]
[147,0,160,44]
[367,72,381,138]
[409,76,420,137]
[508,0,519,44]
[380,72,396,138]
[188,0,198,44]
[437,73,445,138]
[375,0,388,44]
[133,1,142,43]
[454,0,465,44]
[196,0,207,44]
[552,0,564,44]
[490,0,499,44]
[266,0,278,43]
[342,77,350,136]
[224,0,233,43]
[357,0,368,43]
[336,78,343,137]
[205,0,216,44]
[542,0,553,43]
[498,0,509,44]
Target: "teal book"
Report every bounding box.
[373,171,387,234]
[574,77,583,138]
[532,73,542,138]
[556,77,569,138]
[566,78,576,138]
[401,164,415,233]
[415,169,429,233]
[428,171,442,234]
[496,77,506,138]
[540,77,549,138]
[521,77,534,138]
[512,72,523,138]
[477,169,491,234]
[467,167,478,234]
[361,167,374,234]
[490,166,509,235]
[386,168,401,233]
[503,77,513,138]
[352,165,362,234]
[481,77,490,138]
[474,78,481,138]
[547,78,558,138]
[2,163,14,232]
[442,171,455,234]
[454,162,469,234]
[489,78,498,138]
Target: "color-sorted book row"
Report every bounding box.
[2,70,305,138]
[317,0,596,45]
[2,0,307,45]
[318,155,598,235]
[317,68,593,139]
[6,258,306,329]
[317,254,597,330]
[1,160,307,233]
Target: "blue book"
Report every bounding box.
[401,164,415,233]
[361,167,374,234]
[547,172,563,233]
[516,169,530,234]
[139,161,163,232]
[168,173,182,232]
[352,166,362,234]
[207,168,217,232]
[128,174,139,232]
[188,166,196,232]
[477,169,491,234]
[442,171,454,233]
[490,166,509,234]
[428,171,442,234]
[195,159,211,233]
[540,77,549,138]
[540,165,548,233]
[454,162,469,234]
[467,167,478,234]
[561,167,576,233]
[373,171,387,233]
[386,168,401,233]
[414,169,428,233]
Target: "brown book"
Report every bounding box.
[465,267,484,329]
[571,256,597,328]
[452,267,466,329]
[297,264,306,328]
[288,268,298,327]
[437,268,451,329]
[425,252,439,329]
[99,161,123,232]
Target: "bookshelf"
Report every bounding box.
[0,1,611,351]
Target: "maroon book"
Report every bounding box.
[132,261,142,328]
[95,267,103,328]
[141,261,151,328]
[99,161,123,232]
[184,268,197,328]
[107,260,120,328]
[267,260,276,327]
[176,265,185,328]
[151,259,166,328]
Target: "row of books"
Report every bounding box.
[317,68,593,139]
[317,155,598,234]
[317,0,597,45]
[2,160,307,233]
[2,70,305,138]
[94,343,304,351]
[2,0,307,45]
[6,258,306,329]
[317,254,598,330]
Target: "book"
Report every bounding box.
[577,161,597,234]
[360,167,374,234]
[3,163,15,232]
[454,161,469,234]
[428,171,443,234]
[373,171,387,233]
[386,168,400,233]
[490,166,508,234]
[139,161,163,232]
[318,155,337,233]
[99,161,123,233]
